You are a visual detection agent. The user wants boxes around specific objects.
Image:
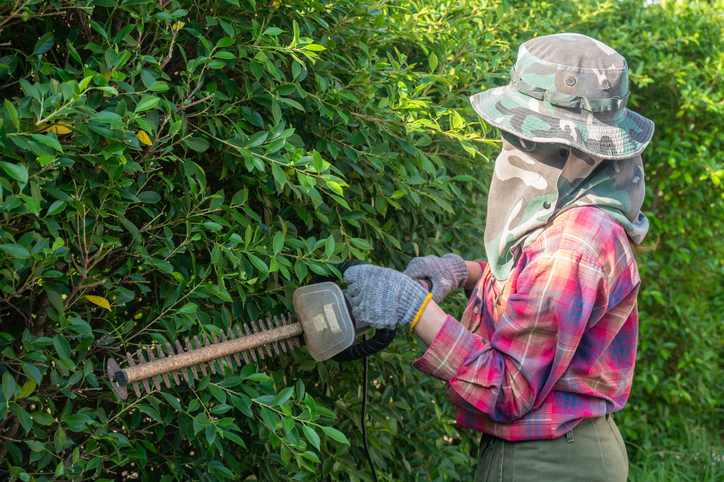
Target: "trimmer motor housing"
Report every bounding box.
[292,282,358,361]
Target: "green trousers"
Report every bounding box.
[475,415,629,482]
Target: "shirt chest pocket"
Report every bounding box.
[460,290,484,335]
[489,274,517,331]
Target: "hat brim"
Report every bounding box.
[470,85,655,160]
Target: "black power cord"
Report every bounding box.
[361,354,378,482]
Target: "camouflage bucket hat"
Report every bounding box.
[470,33,654,159]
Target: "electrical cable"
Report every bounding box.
[362,352,377,482]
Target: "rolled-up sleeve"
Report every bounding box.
[412,315,477,381]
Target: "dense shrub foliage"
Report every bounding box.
[0,0,512,480]
[0,0,722,480]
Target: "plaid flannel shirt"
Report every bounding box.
[413,207,640,441]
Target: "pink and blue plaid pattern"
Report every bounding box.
[413,207,640,440]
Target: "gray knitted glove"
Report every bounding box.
[343,265,429,330]
[403,253,468,303]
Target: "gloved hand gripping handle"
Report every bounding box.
[308,261,431,362]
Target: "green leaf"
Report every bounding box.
[34,32,54,55]
[198,375,210,391]
[260,407,279,432]
[294,259,308,281]
[2,162,29,187]
[266,137,286,154]
[64,414,92,432]
[292,20,300,46]
[272,164,287,188]
[247,131,268,148]
[303,43,326,51]
[349,238,372,250]
[275,387,294,406]
[300,451,320,463]
[4,100,19,129]
[160,392,182,412]
[305,393,316,417]
[137,191,161,203]
[452,175,475,181]
[95,111,122,122]
[18,80,39,101]
[321,426,349,445]
[263,27,283,36]
[312,150,323,172]
[46,200,66,216]
[2,372,16,400]
[30,134,63,152]
[17,380,36,400]
[324,236,335,257]
[302,425,320,450]
[22,363,41,384]
[222,430,246,448]
[118,214,141,242]
[25,440,44,452]
[138,405,163,423]
[230,394,253,417]
[54,427,67,452]
[216,38,235,48]
[31,412,56,426]
[213,51,236,59]
[326,180,344,195]
[282,416,295,433]
[135,96,161,113]
[429,51,438,71]
[247,253,269,275]
[88,19,108,39]
[245,373,270,381]
[14,406,33,435]
[44,284,64,312]
[179,302,197,313]
[273,232,284,254]
[0,244,31,259]
[209,384,227,404]
[210,461,234,479]
[184,137,210,152]
[52,334,71,361]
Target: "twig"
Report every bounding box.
[0,0,31,30]
[186,68,206,102]
[177,94,212,112]
[159,26,181,69]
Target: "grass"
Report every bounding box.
[628,427,724,481]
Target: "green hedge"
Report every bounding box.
[1,0,723,480]
[0,0,515,480]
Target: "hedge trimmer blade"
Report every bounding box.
[107,278,400,400]
[107,314,301,400]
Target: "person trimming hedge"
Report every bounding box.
[344,33,654,481]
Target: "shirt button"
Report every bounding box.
[473,306,480,314]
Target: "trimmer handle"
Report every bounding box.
[308,261,412,362]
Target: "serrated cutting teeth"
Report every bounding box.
[107,314,301,399]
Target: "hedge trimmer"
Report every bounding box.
[106,261,429,481]
[106,261,414,399]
